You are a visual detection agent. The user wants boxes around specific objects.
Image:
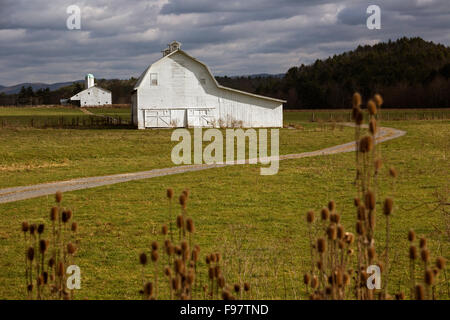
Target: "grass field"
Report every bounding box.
[0,106,448,299]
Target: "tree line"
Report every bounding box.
[1,37,450,108]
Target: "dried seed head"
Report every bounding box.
[317,238,327,253]
[244,282,250,292]
[215,252,221,263]
[48,257,55,268]
[353,198,360,207]
[364,190,376,211]
[166,188,174,199]
[415,284,425,300]
[21,221,29,233]
[39,239,49,254]
[359,136,373,153]
[151,241,159,251]
[421,248,430,263]
[161,224,168,235]
[356,221,365,236]
[176,215,184,229]
[175,259,184,274]
[328,200,336,212]
[306,210,315,224]
[139,253,148,265]
[27,247,35,261]
[337,224,345,240]
[408,229,416,242]
[234,284,241,293]
[222,290,232,300]
[355,110,364,125]
[151,250,159,262]
[186,218,195,233]
[303,273,311,285]
[436,257,446,270]
[389,167,397,178]
[374,159,382,172]
[164,266,172,277]
[419,237,427,249]
[29,224,36,235]
[55,191,62,203]
[172,277,180,290]
[343,272,350,286]
[352,92,362,108]
[330,213,341,224]
[311,276,319,289]
[71,222,77,232]
[383,198,393,216]
[425,269,434,286]
[409,246,417,260]
[144,282,153,297]
[67,243,76,255]
[317,261,323,270]
[50,207,58,221]
[208,267,215,280]
[367,99,377,115]
[218,276,225,288]
[344,232,355,245]
[37,224,45,235]
[327,225,337,240]
[321,208,329,221]
[373,94,383,107]
[179,194,187,208]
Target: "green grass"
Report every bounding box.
[0,123,353,189]
[0,119,448,299]
[85,106,131,121]
[284,108,450,123]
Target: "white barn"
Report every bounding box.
[70,74,112,107]
[132,42,285,129]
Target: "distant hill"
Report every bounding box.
[0,81,84,94]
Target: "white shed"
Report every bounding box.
[132,42,285,129]
[70,74,112,107]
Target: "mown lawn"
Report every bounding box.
[0,119,448,299]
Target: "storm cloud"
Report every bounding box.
[0,0,449,85]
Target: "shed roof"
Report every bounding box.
[134,49,286,104]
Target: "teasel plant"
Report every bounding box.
[21,191,78,300]
[138,188,248,300]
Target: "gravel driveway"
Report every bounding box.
[0,124,405,204]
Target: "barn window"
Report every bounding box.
[150,73,158,86]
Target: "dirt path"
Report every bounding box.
[0,124,405,204]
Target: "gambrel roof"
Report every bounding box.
[134,49,286,104]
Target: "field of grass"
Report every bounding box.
[284,108,450,123]
[0,123,353,189]
[0,109,448,299]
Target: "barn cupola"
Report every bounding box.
[163,41,181,56]
[85,73,94,89]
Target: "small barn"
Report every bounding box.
[70,74,112,107]
[132,41,285,129]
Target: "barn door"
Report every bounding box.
[187,109,214,127]
[144,110,171,128]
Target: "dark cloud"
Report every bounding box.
[0,0,449,85]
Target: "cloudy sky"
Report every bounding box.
[0,0,449,86]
